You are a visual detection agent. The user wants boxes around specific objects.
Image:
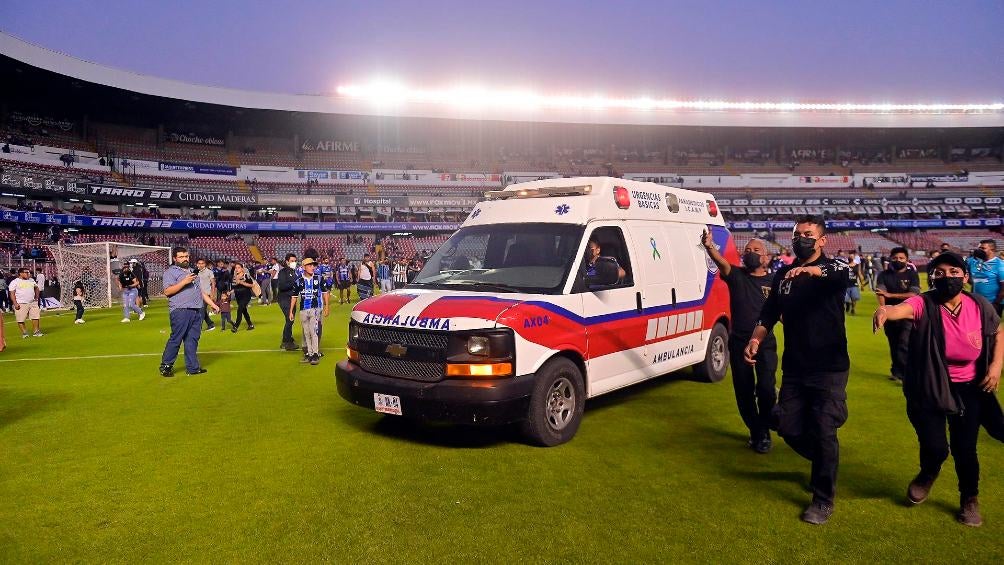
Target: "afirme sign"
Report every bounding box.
[300,139,361,152]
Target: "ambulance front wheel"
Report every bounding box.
[694,323,729,383]
[521,357,585,447]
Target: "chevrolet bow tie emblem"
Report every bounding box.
[385,343,408,358]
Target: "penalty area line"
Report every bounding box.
[0,349,282,363]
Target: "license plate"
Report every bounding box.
[373,393,402,416]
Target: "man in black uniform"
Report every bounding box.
[875,247,920,383]
[275,253,299,351]
[703,231,777,453]
[744,215,850,525]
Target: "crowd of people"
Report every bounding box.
[705,220,1004,527]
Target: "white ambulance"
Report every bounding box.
[336,177,737,446]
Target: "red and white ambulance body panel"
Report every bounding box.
[336,177,736,445]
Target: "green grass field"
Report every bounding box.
[1,292,1003,563]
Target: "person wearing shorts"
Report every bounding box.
[8,268,43,338]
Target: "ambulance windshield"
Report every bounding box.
[410,223,585,294]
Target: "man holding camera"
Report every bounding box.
[159,247,220,377]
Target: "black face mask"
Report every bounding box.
[792,236,817,260]
[742,251,762,270]
[932,276,965,302]
[973,249,989,261]
[890,260,906,271]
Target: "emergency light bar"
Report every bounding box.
[484,185,593,200]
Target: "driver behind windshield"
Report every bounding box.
[586,238,626,282]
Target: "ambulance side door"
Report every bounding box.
[579,223,649,397]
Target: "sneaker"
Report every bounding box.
[32,331,43,337]
[310,354,320,366]
[231,327,239,334]
[22,333,29,339]
[800,501,833,525]
[139,312,146,321]
[207,325,216,331]
[907,473,937,504]
[121,318,131,323]
[282,342,299,351]
[74,319,85,324]
[300,355,311,364]
[186,368,208,376]
[247,324,255,330]
[957,496,982,527]
[754,434,773,454]
[159,364,174,377]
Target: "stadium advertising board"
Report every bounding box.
[158,162,237,176]
[256,194,480,208]
[1,173,87,195]
[296,169,369,181]
[716,196,1001,206]
[167,132,226,146]
[798,176,852,184]
[300,139,361,152]
[86,185,258,205]
[10,110,74,131]
[0,209,458,232]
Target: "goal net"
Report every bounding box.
[51,242,172,309]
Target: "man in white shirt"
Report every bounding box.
[35,268,47,310]
[9,268,43,338]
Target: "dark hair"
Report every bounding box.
[980,239,996,249]
[285,253,297,261]
[794,215,826,236]
[172,247,189,258]
[890,247,908,258]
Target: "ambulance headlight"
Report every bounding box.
[467,336,490,356]
[447,330,515,364]
[348,322,360,347]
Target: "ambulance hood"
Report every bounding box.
[351,289,525,332]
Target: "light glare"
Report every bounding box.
[335,81,1004,114]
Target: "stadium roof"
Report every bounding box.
[2,31,1003,129]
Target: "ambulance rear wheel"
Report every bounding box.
[694,323,729,383]
[521,357,585,447]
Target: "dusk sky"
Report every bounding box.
[3,0,1002,103]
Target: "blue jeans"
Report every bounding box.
[122,288,143,318]
[161,308,204,372]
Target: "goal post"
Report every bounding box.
[51,242,172,309]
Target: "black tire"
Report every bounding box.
[693,322,729,383]
[520,357,585,447]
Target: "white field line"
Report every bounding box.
[0,349,284,363]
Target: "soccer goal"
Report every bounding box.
[51,242,172,309]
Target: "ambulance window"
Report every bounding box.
[582,226,633,289]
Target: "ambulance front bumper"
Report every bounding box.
[335,360,534,425]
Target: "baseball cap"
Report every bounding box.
[928,252,967,274]
[301,258,317,266]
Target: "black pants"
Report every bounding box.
[883,319,912,380]
[729,337,777,440]
[277,294,295,345]
[201,305,214,329]
[775,370,849,506]
[139,284,149,305]
[908,381,985,498]
[74,301,84,320]
[233,293,253,329]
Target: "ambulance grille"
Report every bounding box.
[357,326,449,350]
[358,354,443,382]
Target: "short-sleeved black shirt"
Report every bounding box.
[876,267,921,306]
[720,267,776,343]
[118,271,137,288]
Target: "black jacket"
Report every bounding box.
[276,267,298,297]
[757,253,850,374]
[906,290,1001,415]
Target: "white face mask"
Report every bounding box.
[288,261,297,269]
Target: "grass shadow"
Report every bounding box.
[0,389,73,429]
[584,371,695,414]
[336,407,520,448]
